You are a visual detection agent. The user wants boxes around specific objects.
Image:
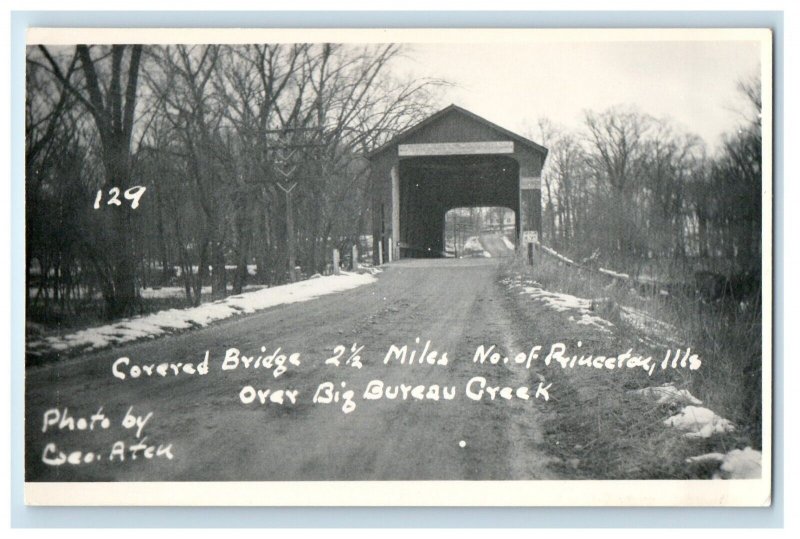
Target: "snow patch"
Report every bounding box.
[717,448,762,479]
[505,278,614,334]
[686,452,725,464]
[686,447,762,479]
[463,236,483,251]
[463,236,491,258]
[503,275,680,343]
[28,272,378,356]
[663,405,735,438]
[569,313,614,333]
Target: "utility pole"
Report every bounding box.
[277,181,298,282]
[268,127,325,282]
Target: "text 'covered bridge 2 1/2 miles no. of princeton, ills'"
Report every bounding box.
[367,104,547,261]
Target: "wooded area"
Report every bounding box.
[26,44,440,321]
[533,78,762,285]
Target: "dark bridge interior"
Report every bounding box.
[398,155,520,258]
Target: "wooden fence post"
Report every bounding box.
[333,249,340,275]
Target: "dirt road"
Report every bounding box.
[26,258,557,481]
[479,232,515,258]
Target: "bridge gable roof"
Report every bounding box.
[366,104,548,160]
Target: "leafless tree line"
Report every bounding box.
[26,43,440,320]
[533,78,762,283]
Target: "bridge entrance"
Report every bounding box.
[399,155,518,257]
[367,105,547,261]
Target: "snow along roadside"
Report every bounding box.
[28,272,379,357]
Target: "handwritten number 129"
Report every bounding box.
[93,186,147,210]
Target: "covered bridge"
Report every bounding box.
[367,104,547,261]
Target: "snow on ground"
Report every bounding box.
[140,284,264,299]
[631,383,703,406]
[174,264,257,278]
[717,447,762,479]
[463,236,492,258]
[685,452,725,464]
[501,236,515,251]
[355,265,382,276]
[463,236,483,252]
[686,447,762,479]
[502,277,614,334]
[568,313,614,333]
[502,273,678,343]
[223,264,258,275]
[28,272,379,357]
[663,405,735,438]
[518,286,590,313]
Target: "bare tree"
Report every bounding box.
[26,42,441,325]
[583,107,652,260]
[34,44,144,318]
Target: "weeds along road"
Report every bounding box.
[26,255,557,481]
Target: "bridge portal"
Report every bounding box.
[368,105,547,261]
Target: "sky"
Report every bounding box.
[393,39,762,150]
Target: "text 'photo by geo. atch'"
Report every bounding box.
[23,29,772,505]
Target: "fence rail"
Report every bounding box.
[535,242,673,297]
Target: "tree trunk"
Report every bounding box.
[233,208,252,295]
[211,239,227,299]
[103,152,138,319]
[195,241,209,307]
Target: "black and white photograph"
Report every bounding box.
[22,27,772,506]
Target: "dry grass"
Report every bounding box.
[503,254,762,478]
